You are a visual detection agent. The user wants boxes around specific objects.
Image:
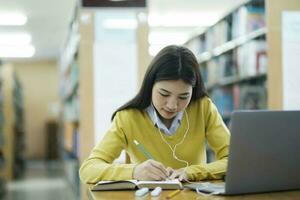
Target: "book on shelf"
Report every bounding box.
[200,64,208,85]
[210,88,234,117]
[236,40,267,78]
[205,53,237,88]
[185,35,206,57]
[211,19,230,48]
[218,53,237,79]
[234,85,267,110]
[204,19,230,51]
[206,59,218,86]
[232,2,265,39]
[91,179,183,191]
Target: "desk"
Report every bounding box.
[88,189,300,200]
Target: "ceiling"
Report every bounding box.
[0,0,247,61]
[0,0,76,61]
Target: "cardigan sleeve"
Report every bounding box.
[79,112,137,184]
[185,98,230,181]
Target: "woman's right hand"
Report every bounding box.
[133,159,169,181]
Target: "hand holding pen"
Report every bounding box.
[133,159,169,180]
[133,140,171,180]
[168,168,188,182]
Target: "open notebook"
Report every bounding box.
[91,179,182,191]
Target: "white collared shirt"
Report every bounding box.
[145,104,183,135]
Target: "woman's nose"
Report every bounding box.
[166,97,177,111]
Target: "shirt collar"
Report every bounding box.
[145,104,183,134]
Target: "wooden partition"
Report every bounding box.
[266,0,300,109]
[78,10,95,200]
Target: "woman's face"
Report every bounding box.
[152,79,193,121]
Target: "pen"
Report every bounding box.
[134,140,153,159]
[166,189,181,199]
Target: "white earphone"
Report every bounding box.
[155,109,190,168]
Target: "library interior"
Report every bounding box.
[0,0,300,199]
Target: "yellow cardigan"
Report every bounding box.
[79,97,230,184]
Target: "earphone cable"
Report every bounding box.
[156,110,192,182]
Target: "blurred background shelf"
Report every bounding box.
[206,73,266,91]
[185,0,267,126]
[197,27,267,63]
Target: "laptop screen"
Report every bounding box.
[225,110,300,195]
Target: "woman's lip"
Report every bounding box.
[163,109,176,115]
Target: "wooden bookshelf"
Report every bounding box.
[0,64,25,181]
[54,5,82,200]
[206,73,267,91]
[185,0,300,120]
[198,27,267,63]
[59,4,80,158]
[0,64,14,181]
[185,0,268,120]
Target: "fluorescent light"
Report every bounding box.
[148,12,221,27]
[0,44,35,58]
[102,19,137,29]
[0,13,27,26]
[0,33,32,45]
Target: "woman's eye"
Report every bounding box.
[179,96,189,100]
[159,93,169,97]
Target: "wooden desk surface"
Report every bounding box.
[88,189,300,200]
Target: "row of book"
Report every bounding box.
[210,84,267,118]
[0,78,4,196]
[60,52,80,160]
[200,39,267,87]
[187,0,267,157]
[0,65,26,196]
[186,0,265,56]
[236,39,267,77]
[232,0,265,39]
[202,53,236,87]
[60,58,80,123]
[0,80,3,147]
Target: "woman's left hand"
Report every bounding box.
[168,168,188,181]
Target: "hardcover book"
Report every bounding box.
[91,179,182,191]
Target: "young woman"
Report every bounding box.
[79,45,230,183]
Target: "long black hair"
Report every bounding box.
[111,45,207,120]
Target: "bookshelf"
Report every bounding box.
[197,27,267,64]
[59,2,80,158]
[59,3,80,198]
[185,0,267,162]
[185,0,300,161]
[0,63,25,184]
[185,0,267,124]
[187,0,300,115]
[206,73,266,91]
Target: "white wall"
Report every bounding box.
[93,9,138,146]
[282,11,300,110]
[13,60,59,159]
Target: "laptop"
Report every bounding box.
[186,110,300,195]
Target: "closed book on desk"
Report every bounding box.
[91,179,182,191]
